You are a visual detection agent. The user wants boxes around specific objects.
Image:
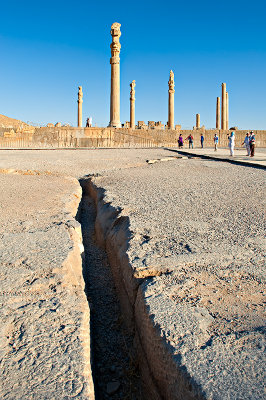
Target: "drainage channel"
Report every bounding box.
[77,179,142,400]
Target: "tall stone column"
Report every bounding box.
[77,86,83,127]
[221,82,226,130]
[130,80,136,129]
[196,113,200,129]
[226,91,229,130]
[216,97,220,129]
[109,23,121,128]
[168,70,175,130]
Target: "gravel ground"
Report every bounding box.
[0,149,173,400]
[92,156,265,399]
[0,148,174,177]
[0,149,265,399]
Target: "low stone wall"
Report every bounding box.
[0,127,265,148]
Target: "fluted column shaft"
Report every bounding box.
[168,70,175,130]
[130,80,136,129]
[221,83,226,130]
[109,23,121,128]
[216,97,220,129]
[77,86,83,127]
[226,92,229,130]
[196,113,200,128]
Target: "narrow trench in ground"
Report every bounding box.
[78,185,142,400]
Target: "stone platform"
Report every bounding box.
[168,147,266,169]
[0,149,265,399]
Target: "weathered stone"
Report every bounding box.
[109,23,121,128]
[168,70,175,130]
[216,96,220,130]
[196,113,200,129]
[137,121,148,130]
[226,91,229,131]
[77,86,83,128]
[130,80,136,129]
[155,121,164,130]
[221,82,226,130]
[148,121,156,129]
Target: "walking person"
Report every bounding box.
[185,134,194,149]
[178,134,183,148]
[86,117,90,127]
[200,134,204,148]
[229,131,235,156]
[214,133,219,151]
[242,132,250,156]
[249,131,255,157]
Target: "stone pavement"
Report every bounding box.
[0,170,94,399]
[0,149,265,399]
[168,146,266,168]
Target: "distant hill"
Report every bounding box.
[0,114,31,129]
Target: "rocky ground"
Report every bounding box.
[94,156,265,399]
[0,148,265,399]
[0,172,94,399]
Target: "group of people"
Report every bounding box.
[227,131,256,157]
[177,131,256,157]
[177,134,194,148]
[177,133,205,149]
[242,131,256,157]
[177,133,210,150]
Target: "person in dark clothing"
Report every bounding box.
[200,134,204,148]
[178,134,183,148]
[185,134,194,149]
[250,131,255,157]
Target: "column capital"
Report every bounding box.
[77,86,83,103]
[168,70,175,91]
[110,23,121,59]
[110,22,121,38]
[130,80,136,100]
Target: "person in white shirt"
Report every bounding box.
[229,131,235,156]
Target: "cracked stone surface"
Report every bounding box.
[0,173,94,399]
[0,149,265,399]
[89,154,265,399]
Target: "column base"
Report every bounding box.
[108,121,121,128]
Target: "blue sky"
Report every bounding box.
[1,0,265,129]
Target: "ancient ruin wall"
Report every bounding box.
[0,126,265,148]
